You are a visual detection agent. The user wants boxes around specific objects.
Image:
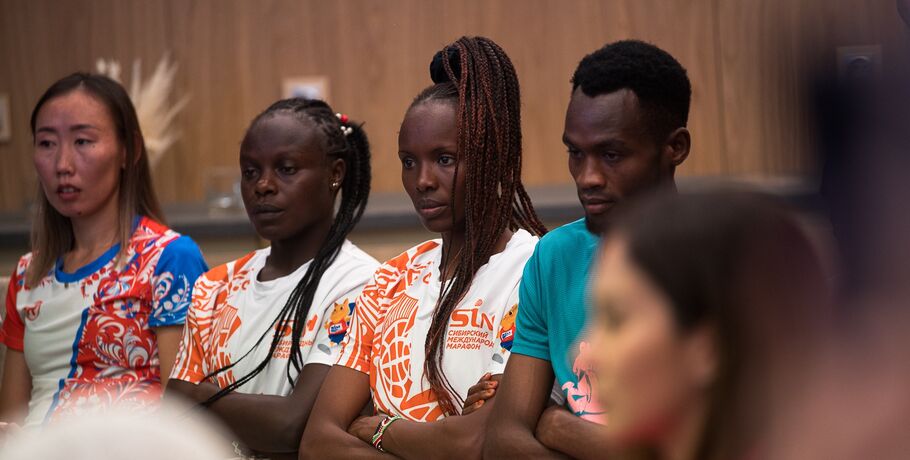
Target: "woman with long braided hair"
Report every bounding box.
[166,98,378,459]
[301,36,546,459]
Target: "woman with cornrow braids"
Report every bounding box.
[166,98,378,460]
[301,36,546,460]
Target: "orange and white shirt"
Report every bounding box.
[338,230,537,421]
[171,240,378,396]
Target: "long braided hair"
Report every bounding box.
[202,98,371,405]
[414,36,547,415]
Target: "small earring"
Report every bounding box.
[331,181,340,190]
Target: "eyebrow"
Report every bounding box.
[35,124,101,134]
[398,145,458,156]
[562,135,628,150]
[595,139,628,150]
[70,124,100,132]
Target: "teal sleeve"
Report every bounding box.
[511,245,550,361]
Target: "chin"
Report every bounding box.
[585,214,611,234]
[251,224,287,242]
[49,203,89,219]
[419,218,453,235]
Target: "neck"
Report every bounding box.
[440,229,465,280]
[69,198,122,258]
[263,219,334,280]
[660,398,709,460]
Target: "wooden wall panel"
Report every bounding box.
[716,0,907,177]
[0,0,904,212]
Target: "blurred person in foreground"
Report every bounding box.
[589,190,832,460]
[764,2,910,457]
[0,400,232,460]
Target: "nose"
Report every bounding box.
[254,169,277,196]
[55,142,75,177]
[576,155,606,191]
[415,162,438,193]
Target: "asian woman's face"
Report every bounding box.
[33,89,124,222]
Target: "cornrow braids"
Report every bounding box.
[414,36,547,416]
[202,98,371,405]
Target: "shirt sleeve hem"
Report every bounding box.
[0,333,24,352]
[335,359,370,375]
[509,344,550,362]
[169,373,205,385]
[149,314,188,328]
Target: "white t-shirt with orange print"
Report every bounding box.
[338,229,538,422]
[171,240,378,396]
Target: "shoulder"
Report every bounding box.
[132,217,190,256]
[534,219,597,258]
[8,253,35,293]
[153,231,208,277]
[322,241,382,287]
[377,239,441,275]
[360,239,440,298]
[14,253,34,277]
[538,218,591,247]
[197,249,262,286]
[158,235,204,260]
[130,217,206,266]
[498,229,540,264]
[468,230,537,282]
[337,240,381,271]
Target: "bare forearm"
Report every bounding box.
[538,413,610,460]
[300,365,391,459]
[209,392,308,454]
[0,350,31,424]
[382,410,489,460]
[485,422,568,460]
[167,380,302,454]
[301,425,394,460]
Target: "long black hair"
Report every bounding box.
[410,37,547,415]
[202,98,371,405]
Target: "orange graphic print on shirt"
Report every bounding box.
[171,252,252,387]
[374,292,443,421]
[498,303,517,352]
[339,231,539,423]
[324,298,353,346]
[341,241,445,422]
[209,304,242,386]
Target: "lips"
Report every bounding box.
[416,198,447,220]
[251,203,284,218]
[580,196,615,215]
[56,184,81,201]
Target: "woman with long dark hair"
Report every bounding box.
[0,73,207,428]
[300,36,547,459]
[166,98,377,459]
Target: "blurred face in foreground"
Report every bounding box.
[590,236,716,458]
